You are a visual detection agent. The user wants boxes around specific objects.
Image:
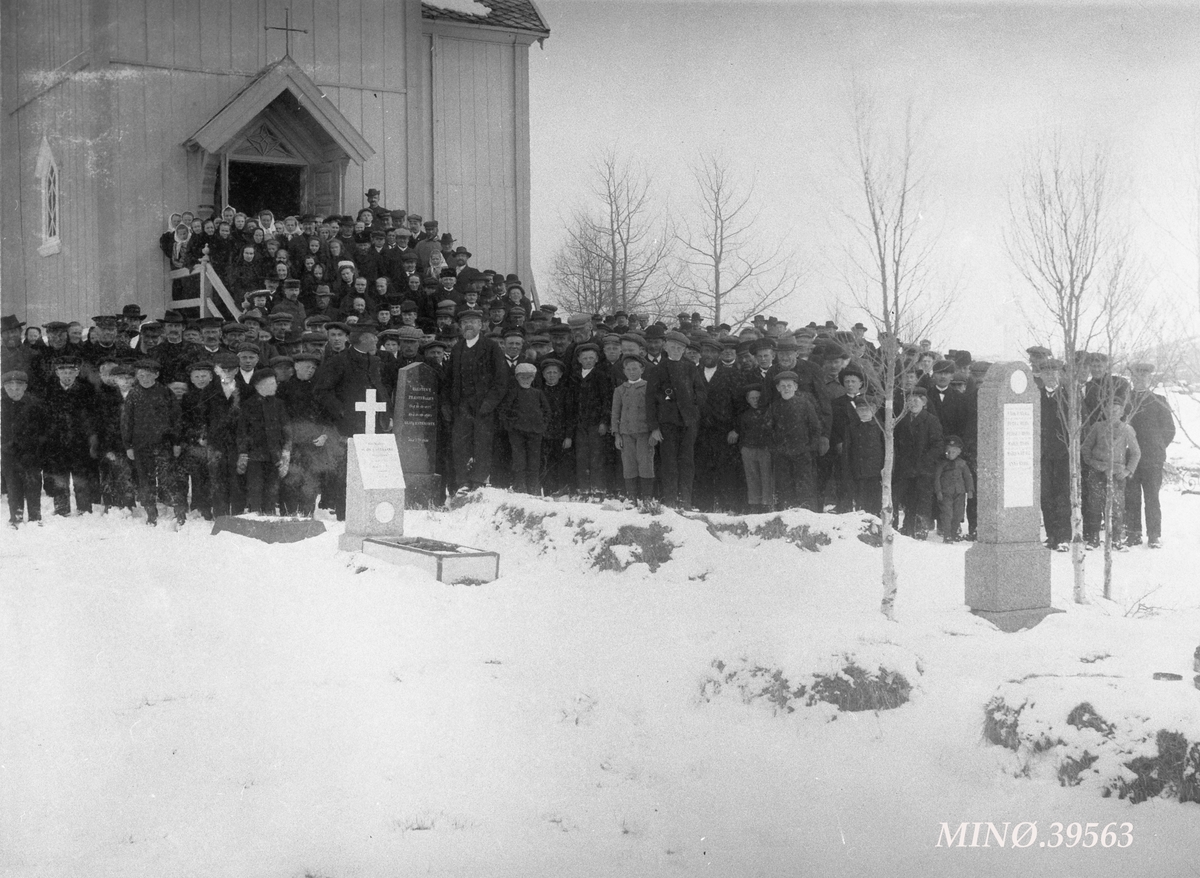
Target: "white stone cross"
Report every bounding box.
[355,389,388,435]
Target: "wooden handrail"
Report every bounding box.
[166,258,241,319]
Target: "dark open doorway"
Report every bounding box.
[227,161,304,218]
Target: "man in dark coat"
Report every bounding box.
[1038,360,1072,550]
[312,323,389,519]
[647,331,700,508]
[121,358,186,525]
[693,337,739,511]
[2,369,47,526]
[892,387,943,538]
[42,354,99,515]
[442,309,509,492]
[1124,363,1175,548]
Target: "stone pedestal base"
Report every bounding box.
[970,606,1065,633]
[362,537,499,584]
[212,516,326,544]
[965,540,1052,616]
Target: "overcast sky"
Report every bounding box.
[526,0,1200,358]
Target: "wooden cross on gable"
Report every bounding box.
[356,389,389,434]
[265,8,308,59]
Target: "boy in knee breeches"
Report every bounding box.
[934,435,974,542]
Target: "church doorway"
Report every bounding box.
[227,161,304,219]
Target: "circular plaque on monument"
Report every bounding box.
[374,501,396,524]
[1010,370,1028,394]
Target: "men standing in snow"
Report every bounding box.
[1123,363,1175,549]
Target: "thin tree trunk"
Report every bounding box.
[880,395,898,620]
[1067,389,1087,603]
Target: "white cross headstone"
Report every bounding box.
[339,389,406,552]
[355,388,388,434]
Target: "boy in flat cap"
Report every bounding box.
[568,341,613,497]
[43,354,99,515]
[610,353,655,504]
[892,387,943,539]
[2,370,47,526]
[499,362,552,494]
[237,369,292,515]
[766,371,823,510]
[934,436,974,542]
[122,359,187,526]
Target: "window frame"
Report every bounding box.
[35,137,61,257]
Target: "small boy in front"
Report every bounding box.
[1,370,46,527]
[121,358,187,526]
[843,396,885,516]
[934,435,974,542]
[735,382,773,512]
[766,371,822,510]
[500,362,551,494]
[610,353,654,504]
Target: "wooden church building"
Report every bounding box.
[1,0,549,324]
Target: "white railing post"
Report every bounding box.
[199,258,209,318]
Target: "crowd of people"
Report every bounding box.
[0,190,1178,551]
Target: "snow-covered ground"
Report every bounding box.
[2,438,1199,877]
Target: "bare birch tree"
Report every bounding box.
[548,150,674,318]
[1005,136,1125,604]
[838,93,955,621]
[670,153,802,329]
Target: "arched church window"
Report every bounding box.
[35,137,61,256]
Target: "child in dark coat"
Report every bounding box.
[121,358,186,526]
[934,435,974,541]
[843,397,885,516]
[539,358,572,495]
[500,362,551,494]
[766,371,822,510]
[1,370,46,526]
[893,387,944,539]
[237,370,292,514]
[736,382,773,511]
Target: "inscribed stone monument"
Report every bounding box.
[339,389,406,552]
[964,362,1057,631]
[392,362,442,506]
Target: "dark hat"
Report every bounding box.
[841,366,865,383]
[526,334,550,346]
[338,216,355,227]
[505,273,523,287]
[222,321,247,335]
[161,310,185,324]
[547,322,571,336]
[1026,345,1052,358]
[852,322,868,332]
[439,232,456,245]
[283,278,302,290]
[268,312,293,324]
[188,359,214,372]
[643,324,666,341]
[752,314,767,324]
[269,355,295,367]
[742,382,765,397]
[423,220,438,229]
[400,299,419,313]
[909,386,928,398]
[950,349,973,367]
[353,231,371,244]
[620,353,647,367]
[121,304,146,320]
[539,304,558,314]
[43,321,70,331]
[198,316,224,329]
[2,370,29,383]
[664,330,690,346]
[389,209,406,220]
[945,435,964,448]
[292,352,322,364]
[489,300,508,312]
[240,309,265,324]
[251,368,277,385]
[457,309,484,321]
[370,228,385,239]
[91,314,119,326]
[773,370,799,385]
[365,188,381,198]
[932,359,955,374]
[396,326,424,341]
[567,313,591,329]
[575,342,600,357]
[133,358,161,373]
[698,336,721,351]
[1,314,26,332]
[139,321,164,333]
[453,246,472,257]
[440,267,458,279]
[602,332,622,344]
[775,337,799,352]
[749,337,776,355]
[301,331,329,343]
[236,342,261,355]
[969,360,992,375]
[540,357,566,372]
[349,321,380,336]
[421,338,449,353]
[618,332,644,346]
[314,285,333,298]
[502,326,526,339]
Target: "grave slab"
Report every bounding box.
[212,515,326,543]
[965,361,1054,629]
[362,537,500,584]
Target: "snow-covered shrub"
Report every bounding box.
[807,663,912,712]
[593,522,674,572]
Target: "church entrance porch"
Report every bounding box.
[226,160,304,219]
